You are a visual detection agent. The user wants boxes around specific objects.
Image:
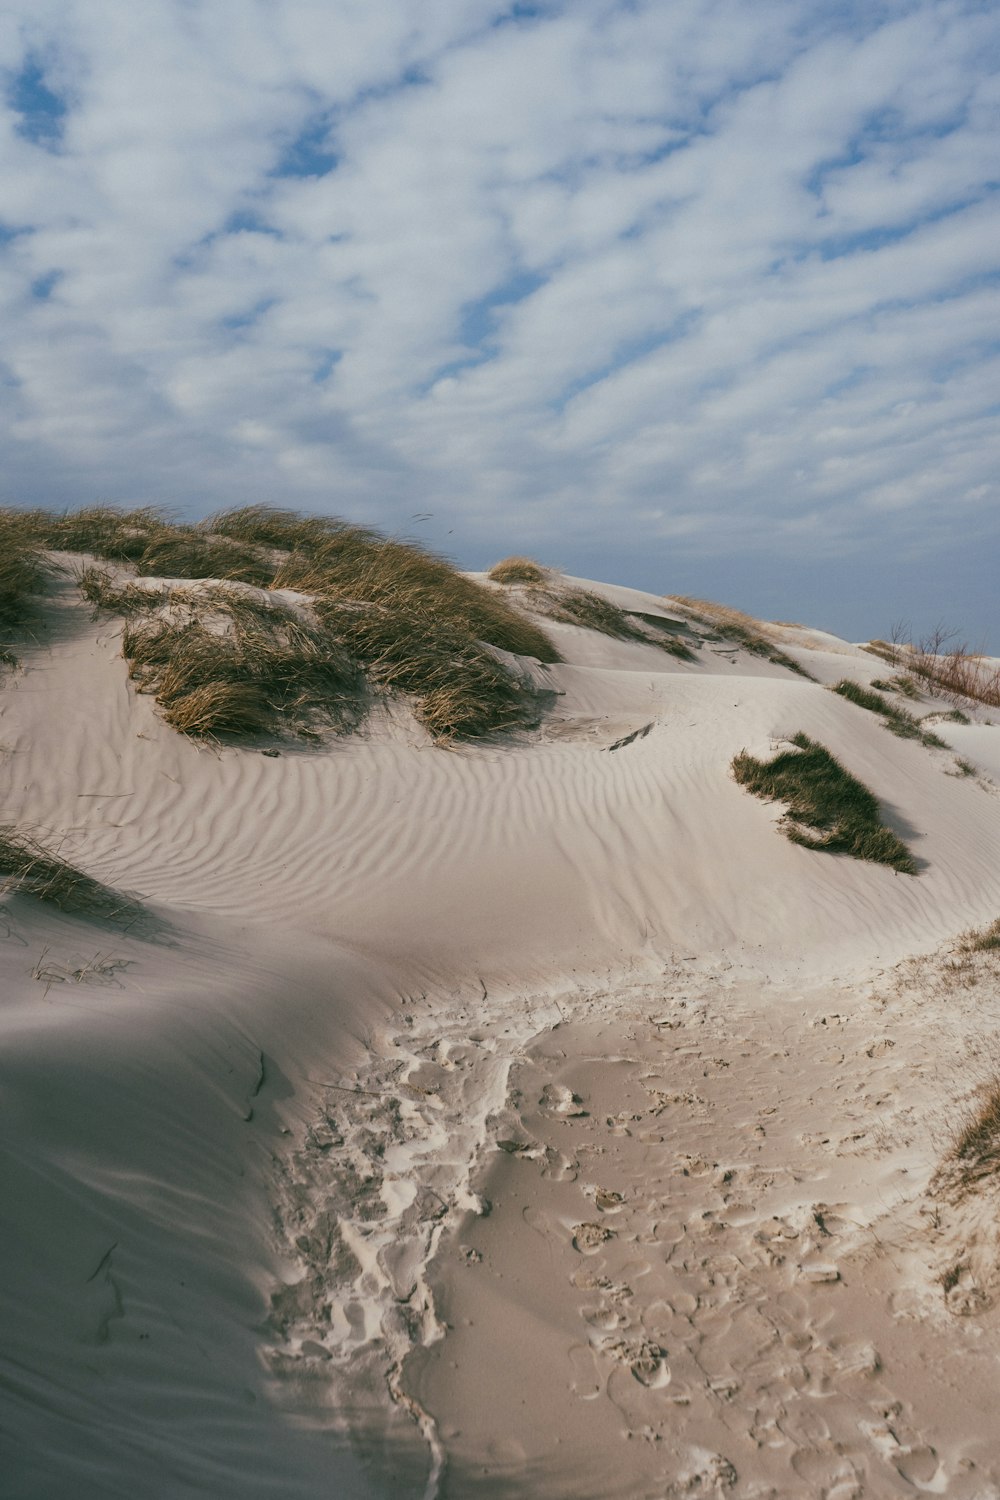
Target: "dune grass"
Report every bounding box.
[0,828,143,923]
[28,502,558,744]
[0,511,52,656]
[958,917,1000,954]
[487,556,550,585]
[732,733,917,873]
[672,596,815,679]
[951,1079,1000,1189]
[831,679,947,749]
[135,532,276,587]
[123,592,365,741]
[530,586,694,658]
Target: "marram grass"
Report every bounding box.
[732,733,917,874]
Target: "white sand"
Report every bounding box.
[3,566,1000,1497]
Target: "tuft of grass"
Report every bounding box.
[732,732,917,873]
[951,1078,1000,1188]
[208,504,370,556]
[77,565,171,616]
[0,828,143,923]
[488,556,550,585]
[123,597,365,741]
[46,503,560,745]
[958,917,1000,954]
[37,505,170,561]
[0,510,52,642]
[831,679,947,749]
[315,598,542,742]
[671,596,815,679]
[526,585,689,658]
[950,757,978,779]
[136,533,276,587]
[271,538,559,665]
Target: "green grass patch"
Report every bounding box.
[732,733,917,874]
[832,678,947,749]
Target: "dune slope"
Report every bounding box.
[2,559,1000,1497]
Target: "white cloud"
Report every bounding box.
[0,0,997,641]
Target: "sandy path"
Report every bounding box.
[394,960,1000,1498]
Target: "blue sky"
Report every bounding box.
[1,0,998,646]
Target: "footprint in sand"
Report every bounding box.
[573,1221,616,1254]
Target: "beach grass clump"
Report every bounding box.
[488,556,550,585]
[0,509,54,665]
[77,565,170,616]
[533,585,694,659]
[831,679,947,749]
[316,598,542,742]
[732,732,917,873]
[0,827,143,923]
[38,505,170,562]
[958,917,1000,954]
[871,675,922,701]
[951,1079,1000,1189]
[123,594,364,741]
[136,532,276,587]
[270,534,559,666]
[0,513,50,629]
[672,596,815,679]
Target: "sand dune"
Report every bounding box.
[3,555,1000,1497]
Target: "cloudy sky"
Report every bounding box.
[2,1,998,645]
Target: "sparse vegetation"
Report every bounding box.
[488,556,549,585]
[0,828,143,923]
[958,917,1000,954]
[732,733,917,873]
[870,675,922,700]
[950,757,978,779]
[524,585,693,659]
[671,596,815,679]
[831,679,947,749]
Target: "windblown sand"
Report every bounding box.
[3,566,1000,1498]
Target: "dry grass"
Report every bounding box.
[732,732,917,873]
[77,565,171,616]
[315,598,542,742]
[527,585,693,659]
[958,918,1000,954]
[951,1078,1000,1189]
[0,827,143,923]
[0,510,52,639]
[913,647,1000,710]
[831,679,947,749]
[36,505,170,561]
[488,556,550,585]
[46,503,561,743]
[672,596,815,679]
[123,595,364,741]
[136,533,276,587]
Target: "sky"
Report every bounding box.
[1,0,998,647]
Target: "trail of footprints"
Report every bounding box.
[263,972,1000,1498]
[472,998,1000,1499]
